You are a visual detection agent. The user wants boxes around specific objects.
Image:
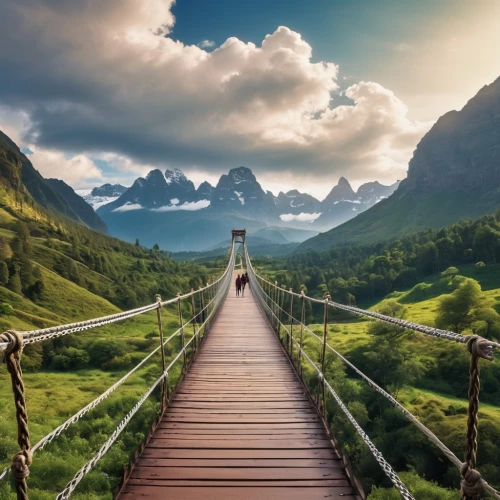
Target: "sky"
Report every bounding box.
[0,0,498,199]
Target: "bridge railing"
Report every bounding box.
[244,243,500,500]
[0,241,236,500]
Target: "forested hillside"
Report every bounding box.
[253,212,500,496]
[265,210,500,309]
[0,135,226,499]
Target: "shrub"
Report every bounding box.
[50,347,90,370]
[0,302,13,315]
[88,339,129,369]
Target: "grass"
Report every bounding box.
[0,303,192,498]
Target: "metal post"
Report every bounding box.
[280,285,286,345]
[190,289,197,355]
[177,293,186,373]
[276,282,281,340]
[298,292,305,377]
[317,295,329,416]
[199,286,205,342]
[289,288,294,357]
[155,295,167,410]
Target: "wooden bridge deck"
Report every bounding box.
[119,284,359,499]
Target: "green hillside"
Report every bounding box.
[0,134,225,498]
[274,265,500,498]
[299,186,500,252]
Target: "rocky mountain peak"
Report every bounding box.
[165,168,189,185]
[403,75,500,192]
[90,183,127,197]
[322,176,356,204]
[196,181,214,199]
[227,166,257,184]
[145,169,168,185]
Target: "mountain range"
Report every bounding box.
[95,166,398,251]
[83,184,127,210]
[1,75,498,254]
[299,75,500,251]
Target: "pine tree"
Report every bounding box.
[0,237,12,260]
[8,270,22,295]
[135,238,140,247]
[0,262,9,286]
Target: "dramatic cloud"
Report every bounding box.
[26,147,103,184]
[0,0,431,190]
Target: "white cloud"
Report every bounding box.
[0,0,432,189]
[280,212,322,222]
[27,145,102,184]
[112,202,143,212]
[199,40,215,48]
[151,200,211,212]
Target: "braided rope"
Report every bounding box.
[255,275,500,352]
[295,337,415,500]
[0,256,238,353]
[55,246,236,499]
[0,331,31,500]
[248,252,500,500]
[245,247,414,499]
[0,329,181,482]
[0,279,230,483]
[0,303,159,352]
[461,337,486,500]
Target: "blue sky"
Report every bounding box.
[0,0,498,197]
[171,0,499,121]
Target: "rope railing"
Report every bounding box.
[254,275,500,353]
[0,240,236,499]
[245,244,500,500]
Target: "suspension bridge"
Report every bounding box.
[0,229,499,500]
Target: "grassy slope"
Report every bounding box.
[303,263,500,495]
[299,186,500,251]
[0,228,208,498]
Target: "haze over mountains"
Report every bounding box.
[94,166,398,251]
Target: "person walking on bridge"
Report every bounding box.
[235,274,242,297]
[241,273,247,297]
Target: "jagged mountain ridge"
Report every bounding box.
[96,166,399,251]
[298,76,500,252]
[83,184,128,210]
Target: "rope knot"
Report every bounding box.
[1,330,23,359]
[461,463,485,497]
[466,335,494,361]
[11,450,32,481]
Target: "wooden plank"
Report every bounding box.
[126,479,350,487]
[130,466,346,480]
[118,281,358,500]
[135,458,342,468]
[120,486,357,499]
[147,438,333,449]
[139,449,339,460]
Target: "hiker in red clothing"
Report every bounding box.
[235,274,242,297]
[241,273,247,297]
